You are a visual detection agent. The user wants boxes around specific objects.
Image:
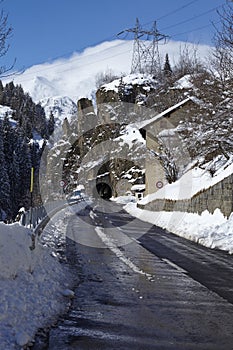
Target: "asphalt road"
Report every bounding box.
[39,200,233,349]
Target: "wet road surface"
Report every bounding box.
[43,201,233,349]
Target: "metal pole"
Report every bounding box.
[29,167,34,228]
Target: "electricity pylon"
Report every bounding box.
[118,18,168,75]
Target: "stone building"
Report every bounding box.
[139,97,200,195]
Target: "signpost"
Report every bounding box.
[29,167,34,228]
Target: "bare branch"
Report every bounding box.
[0,4,14,76]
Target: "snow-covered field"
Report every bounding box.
[0,208,75,349]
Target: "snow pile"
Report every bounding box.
[131,156,233,254]
[116,125,146,149]
[0,223,33,279]
[0,218,73,349]
[125,203,233,254]
[173,74,194,89]
[111,195,136,204]
[102,73,157,93]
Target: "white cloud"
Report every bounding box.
[4,39,211,102]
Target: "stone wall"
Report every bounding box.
[138,173,233,218]
[77,97,96,132]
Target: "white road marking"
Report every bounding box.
[162,258,188,274]
[95,226,153,280]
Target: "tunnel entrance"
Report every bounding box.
[96,183,112,200]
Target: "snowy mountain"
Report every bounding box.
[40,96,77,124]
[29,76,61,101]
[3,39,211,103]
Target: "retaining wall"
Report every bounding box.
[138,173,233,218]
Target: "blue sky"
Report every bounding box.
[2,0,227,70]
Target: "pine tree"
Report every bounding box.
[2,114,15,166]
[163,53,172,77]
[2,81,14,105]
[11,140,22,215]
[0,124,11,220]
[0,80,4,104]
[18,136,32,210]
[48,111,55,135]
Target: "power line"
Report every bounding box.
[12,20,218,86]
[19,35,117,73]
[11,1,205,75]
[5,2,223,82]
[9,19,219,85]
[156,0,200,21]
[143,0,200,26]
[161,4,224,32]
[171,20,221,39]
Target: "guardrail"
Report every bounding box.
[19,196,86,250]
[20,200,67,229]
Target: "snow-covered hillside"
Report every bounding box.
[3,39,211,102]
[40,96,77,124]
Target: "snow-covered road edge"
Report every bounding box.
[124,202,233,255]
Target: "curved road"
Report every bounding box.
[38,200,233,349]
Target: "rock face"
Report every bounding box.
[77,97,96,132]
[71,76,155,198]
[95,74,157,124]
[48,73,189,200]
[96,88,119,105]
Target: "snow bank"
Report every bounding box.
[0,219,73,349]
[111,195,136,204]
[141,158,233,204]
[0,223,33,279]
[125,202,233,254]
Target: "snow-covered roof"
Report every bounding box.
[172,74,194,90]
[75,184,85,191]
[137,97,193,130]
[131,184,145,192]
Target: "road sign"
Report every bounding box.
[156,181,163,189]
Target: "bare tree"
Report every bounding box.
[173,43,205,79]
[0,1,13,76]
[215,2,233,54]
[95,69,119,88]
[211,2,233,86]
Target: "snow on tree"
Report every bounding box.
[0,124,10,220]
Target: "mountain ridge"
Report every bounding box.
[3,39,211,103]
